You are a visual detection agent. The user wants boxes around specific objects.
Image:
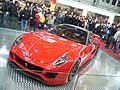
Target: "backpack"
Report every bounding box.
[40,14,45,23]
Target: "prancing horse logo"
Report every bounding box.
[25,63,28,67]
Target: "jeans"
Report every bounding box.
[9,16,18,30]
[0,13,2,26]
[105,35,112,48]
[0,13,4,26]
[21,19,28,31]
[115,41,120,53]
[111,38,116,49]
[3,12,9,25]
[41,23,44,29]
[34,22,40,31]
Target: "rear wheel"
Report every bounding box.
[68,60,80,82]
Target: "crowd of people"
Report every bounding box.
[0,0,52,31]
[0,0,120,54]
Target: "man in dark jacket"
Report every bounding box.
[105,24,117,48]
[88,19,96,31]
[20,7,30,31]
[63,14,69,24]
[9,1,19,30]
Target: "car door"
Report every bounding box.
[80,33,96,66]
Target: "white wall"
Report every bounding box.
[66,0,120,13]
[56,0,120,23]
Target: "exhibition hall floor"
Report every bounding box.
[0,28,120,90]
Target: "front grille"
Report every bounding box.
[15,54,44,73]
[8,62,46,84]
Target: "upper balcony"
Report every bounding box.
[72,0,120,13]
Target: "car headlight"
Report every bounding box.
[52,55,68,66]
[13,36,22,45]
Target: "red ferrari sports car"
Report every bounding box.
[8,24,100,85]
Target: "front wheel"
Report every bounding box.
[68,60,80,82]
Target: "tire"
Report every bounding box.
[7,61,13,70]
[68,60,80,82]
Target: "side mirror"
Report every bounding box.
[93,42,97,45]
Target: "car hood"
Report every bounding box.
[18,31,83,64]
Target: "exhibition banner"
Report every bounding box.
[50,0,56,11]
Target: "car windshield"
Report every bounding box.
[49,25,88,45]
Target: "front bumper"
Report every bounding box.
[8,51,68,85]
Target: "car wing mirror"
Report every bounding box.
[93,42,97,45]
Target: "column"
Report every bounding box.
[108,14,115,24]
[82,9,88,16]
[109,0,113,5]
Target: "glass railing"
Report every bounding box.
[0,14,21,31]
[0,66,120,90]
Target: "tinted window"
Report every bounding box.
[50,25,88,45]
